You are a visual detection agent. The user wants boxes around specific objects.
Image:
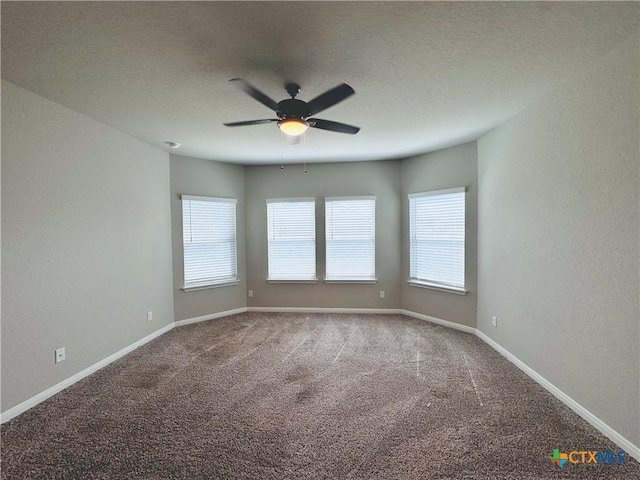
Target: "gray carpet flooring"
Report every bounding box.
[1,312,638,479]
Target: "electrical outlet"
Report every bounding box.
[379,291,385,299]
[492,316,497,328]
[55,347,66,363]
[147,311,153,322]
[248,290,254,298]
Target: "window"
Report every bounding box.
[325,197,376,281]
[182,195,238,290]
[409,187,466,292]
[267,199,316,281]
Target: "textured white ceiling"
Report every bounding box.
[2,2,638,164]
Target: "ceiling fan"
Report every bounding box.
[223,78,360,136]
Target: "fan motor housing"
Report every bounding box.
[277,99,310,119]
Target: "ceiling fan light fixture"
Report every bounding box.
[278,118,309,136]
[224,79,359,135]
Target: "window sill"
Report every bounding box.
[324,278,378,284]
[267,278,318,284]
[183,280,240,292]
[407,280,467,295]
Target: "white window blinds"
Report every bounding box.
[325,197,376,281]
[182,195,237,289]
[267,199,316,281]
[409,188,465,290]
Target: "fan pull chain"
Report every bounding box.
[303,131,308,174]
[280,130,284,170]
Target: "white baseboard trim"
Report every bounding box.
[0,322,175,424]
[174,307,248,327]
[475,330,640,462]
[247,307,403,314]
[400,309,476,334]
[246,307,476,335]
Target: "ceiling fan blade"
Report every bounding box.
[223,119,278,127]
[306,83,355,116]
[308,118,360,134]
[228,78,279,112]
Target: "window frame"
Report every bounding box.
[324,195,377,283]
[181,194,239,292]
[266,198,317,283]
[408,187,467,295]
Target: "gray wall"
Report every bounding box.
[401,142,478,327]
[477,35,639,446]
[170,154,247,321]
[1,81,174,412]
[245,161,402,309]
